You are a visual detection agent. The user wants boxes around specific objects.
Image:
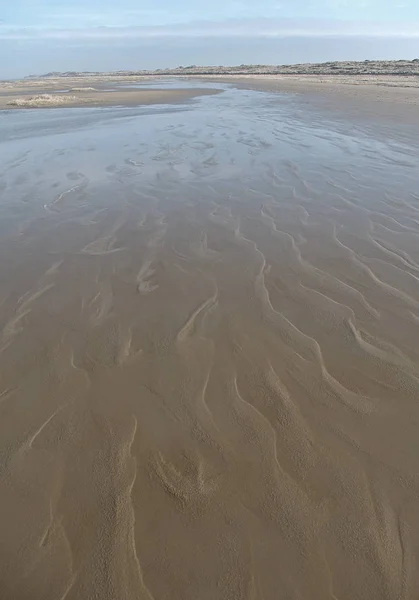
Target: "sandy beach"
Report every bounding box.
[0,81,220,109]
[220,73,419,102]
[2,59,418,111]
[216,74,419,124]
[1,77,419,599]
[2,60,419,114]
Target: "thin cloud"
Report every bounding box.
[4,0,419,30]
[1,18,419,40]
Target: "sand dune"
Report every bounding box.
[0,82,419,599]
[7,94,81,107]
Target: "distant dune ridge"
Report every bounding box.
[35,59,419,78]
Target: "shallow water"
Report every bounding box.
[1,83,419,600]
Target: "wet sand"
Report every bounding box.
[1,83,419,599]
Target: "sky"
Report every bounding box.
[1,0,419,78]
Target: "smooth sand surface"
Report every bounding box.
[216,73,419,94]
[215,74,419,124]
[1,83,419,599]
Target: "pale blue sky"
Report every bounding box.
[1,1,419,77]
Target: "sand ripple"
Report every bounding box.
[0,86,419,599]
